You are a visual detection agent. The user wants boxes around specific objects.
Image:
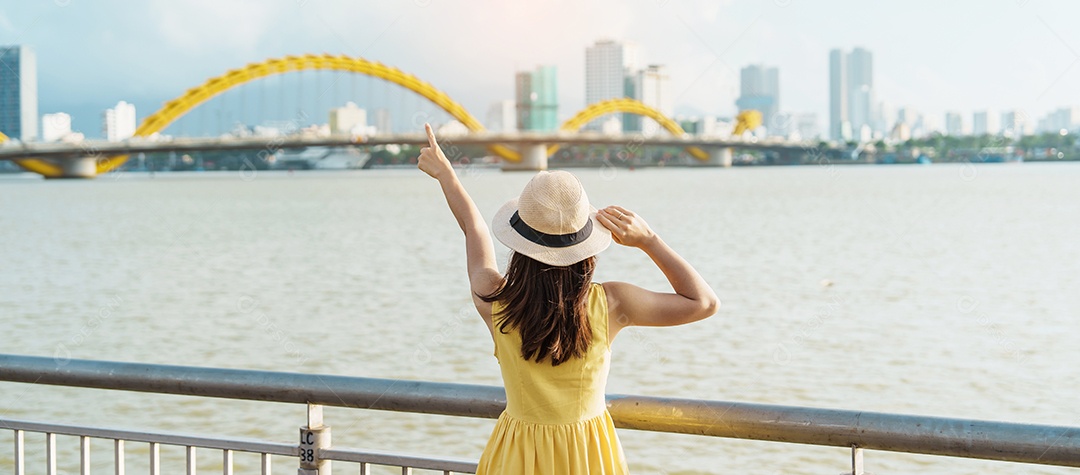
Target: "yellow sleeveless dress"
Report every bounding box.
[476,282,629,474]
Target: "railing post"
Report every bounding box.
[14,429,24,475]
[298,403,332,475]
[851,445,864,475]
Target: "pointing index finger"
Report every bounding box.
[424,123,439,148]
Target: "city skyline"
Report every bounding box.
[3,1,1080,139]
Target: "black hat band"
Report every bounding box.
[509,210,593,248]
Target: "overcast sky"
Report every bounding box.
[4,0,1080,137]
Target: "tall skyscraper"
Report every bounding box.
[103,101,136,141]
[0,45,38,141]
[585,39,637,130]
[626,65,672,135]
[829,49,848,141]
[735,64,779,132]
[847,47,873,136]
[515,65,558,131]
[829,47,874,141]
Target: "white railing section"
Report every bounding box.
[3,414,475,474]
[2,353,1080,474]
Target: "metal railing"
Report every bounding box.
[1,353,1078,474]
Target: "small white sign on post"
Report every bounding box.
[299,404,331,475]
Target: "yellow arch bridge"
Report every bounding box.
[2,54,711,178]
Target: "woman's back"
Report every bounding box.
[479,281,628,474]
[492,281,611,424]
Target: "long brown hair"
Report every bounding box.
[479,251,597,366]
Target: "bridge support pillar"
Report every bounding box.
[705,147,733,167]
[502,144,548,171]
[57,157,98,179]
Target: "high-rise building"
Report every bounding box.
[972,110,999,136]
[735,64,779,132]
[847,47,873,137]
[828,49,848,141]
[921,114,942,137]
[896,107,916,126]
[585,39,637,130]
[875,100,893,138]
[794,113,820,140]
[1036,107,1079,134]
[375,109,391,135]
[1000,110,1029,137]
[514,70,532,128]
[898,107,933,138]
[103,101,136,141]
[329,102,366,134]
[516,65,558,131]
[626,65,672,135]
[0,45,38,141]
[945,111,965,136]
[42,112,71,142]
[829,47,875,141]
[486,100,516,132]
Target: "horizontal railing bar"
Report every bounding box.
[0,419,297,457]
[0,354,505,418]
[605,394,1080,467]
[321,447,477,472]
[2,354,1078,467]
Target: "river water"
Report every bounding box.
[1,163,1078,474]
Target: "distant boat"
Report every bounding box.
[276,147,371,170]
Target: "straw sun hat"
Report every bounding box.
[492,171,612,267]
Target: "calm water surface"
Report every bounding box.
[1,163,1078,474]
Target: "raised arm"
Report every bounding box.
[595,206,720,339]
[417,124,503,333]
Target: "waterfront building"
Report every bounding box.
[436,120,469,136]
[736,64,779,132]
[794,113,820,140]
[103,101,136,141]
[875,100,893,138]
[829,47,874,141]
[375,109,391,135]
[696,116,723,137]
[42,112,72,142]
[329,102,366,135]
[847,48,874,137]
[828,49,848,142]
[890,122,912,142]
[1036,107,1079,134]
[516,65,558,131]
[920,114,942,137]
[0,45,38,141]
[585,39,637,130]
[486,100,516,132]
[626,65,672,136]
[972,110,999,136]
[945,111,965,136]
[1000,110,1029,137]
